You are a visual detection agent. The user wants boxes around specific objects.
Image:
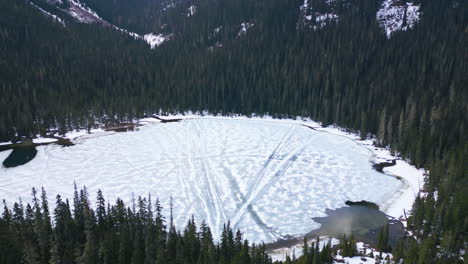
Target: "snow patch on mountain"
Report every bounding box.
[300,0,309,13]
[30,2,65,25]
[144,33,173,48]
[238,22,254,36]
[69,0,100,18]
[301,0,421,36]
[160,0,177,12]
[37,0,173,48]
[314,13,339,29]
[47,0,105,24]
[300,0,340,30]
[68,8,95,23]
[377,0,421,38]
[187,5,196,17]
[112,27,141,40]
[214,26,222,34]
[63,1,145,40]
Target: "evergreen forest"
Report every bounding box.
[0,187,336,264]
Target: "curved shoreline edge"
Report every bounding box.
[165,113,426,223]
[1,113,425,220]
[0,113,426,245]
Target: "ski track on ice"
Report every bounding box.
[235,126,297,239]
[231,125,309,239]
[218,144,280,240]
[159,125,195,210]
[191,120,227,237]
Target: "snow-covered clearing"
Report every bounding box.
[269,236,340,262]
[334,242,394,264]
[270,238,394,263]
[0,116,423,244]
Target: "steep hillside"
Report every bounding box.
[28,0,426,50]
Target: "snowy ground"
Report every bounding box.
[334,242,394,264]
[377,0,421,38]
[269,236,341,261]
[270,237,394,263]
[0,116,423,244]
[313,125,425,221]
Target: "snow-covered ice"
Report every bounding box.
[0,150,13,163]
[32,138,59,144]
[310,126,426,221]
[0,117,410,243]
[382,160,424,220]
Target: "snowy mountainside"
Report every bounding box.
[299,0,421,36]
[377,0,421,38]
[30,2,65,25]
[299,0,343,30]
[29,0,423,51]
[30,0,172,48]
[144,33,174,48]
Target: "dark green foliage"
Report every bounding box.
[339,235,357,258]
[0,188,277,264]
[376,223,390,253]
[295,237,333,264]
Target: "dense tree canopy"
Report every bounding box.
[0,187,279,264]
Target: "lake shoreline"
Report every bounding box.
[1,114,425,253]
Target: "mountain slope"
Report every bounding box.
[29,0,426,51]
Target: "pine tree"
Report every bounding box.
[78,200,98,264]
[198,220,215,264]
[96,189,106,228]
[377,223,389,252]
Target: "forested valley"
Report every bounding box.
[0,0,466,262]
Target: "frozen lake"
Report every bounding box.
[0,118,402,243]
